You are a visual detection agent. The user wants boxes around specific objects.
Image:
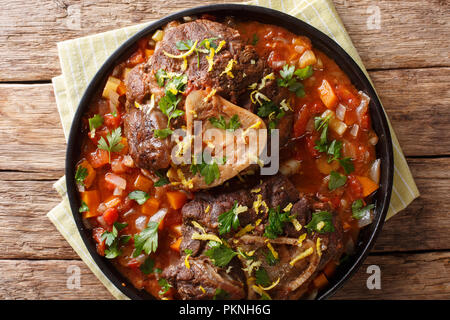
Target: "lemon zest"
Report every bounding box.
[297,233,307,246]
[191,221,206,234]
[191,232,222,243]
[252,285,271,299]
[220,59,236,78]
[216,40,226,52]
[203,88,217,102]
[235,224,254,237]
[291,218,303,232]
[251,187,261,193]
[199,286,206,294]
[283,203,293,212]
[289,247,314,266]
[205,205,210,213]
[258,277,280,291]
[317,221,325,231]
[266,242,279,260]
[163,40,198,59]
[184,254,191,269]
[206,47,216,72]
[316,238,322,257]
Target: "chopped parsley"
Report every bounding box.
[153,128,173,139]
[79,200,89,213]
[218,201,241,235]
[204,241,237,268]
[264,249,279,266]
[154,170,170,187]
[140,256,155,274]
[184,249,193,255]
[97,127,124,163]
[256,100,278,118]
[133,221,159,257]
[158,278,172,295]
[88,114,104,135]
[209,114,241,131]
[255,267,271,287]
[75,165,88,186]
[251,33,259,46]
[213,288,230,300]
[328,171,347,190]
[351,199,375,220]
[264,206,291,239]
[128,190,150,205]
[155,69,168,87]
[101,222,128,259]
[190,156,224,185]
[277,64,313,97]
[305,211,335,233]
[339,157,355,174]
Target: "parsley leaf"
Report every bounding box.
[339,157,355,174]
[140,256,155,274]
[351,199,375,220]
[327,140,343,163]
[305,211,335,233]
[265,249,279,266]
[79,201,89,213]
[88,114,104,133]
[264,206,291,239]
[75,165,88,186]
[101,222,128,259]
[251,33,259,46]
[213,288,230,300]
[128,190,150,205]
[133,221,159,257]
[209,114,241,131]
[204,241,237,267]
[257,100,278,118]
[218,201,240,235]
[190,157,221,185]
[153,128,173,139]
[184,249,193,255]
[328,171,347,190]
[97,127,124,163]
[155,69,168,87]
[158,278,172,295]
[294,65,314,80]
[255,267,271,287]
[154,171,170,187]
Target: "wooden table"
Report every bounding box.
[0,0,448,300]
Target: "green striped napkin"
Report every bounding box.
[49,0,420,299]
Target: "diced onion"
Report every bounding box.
[149,208,168,224]
[370,159,381,185]
[113,187,123,196]
[135,215,149,231]
[123,155,135,168]
[350,124,359,138]
[271,60,286,69]
[294,45,305,54]
[336,104,346,121]
[329,118,348,136]
[105,173,127,190]
[280,159,301,176]
[357,209,374,228]
[273,36,288,43]
[356,91,370,123]
[298,50,316,68]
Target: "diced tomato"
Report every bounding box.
[102,208,119,225]
[88,149,110,168]
[347,175,363,201]
[93,227,106,256]
[305,135,320,158]
[336,84,360,109]
[359,113,371,130]
[127,258,142,269]
[104,113,121,129]
[293,106,310,138]
[128,49,145,66]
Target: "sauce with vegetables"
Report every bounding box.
[74,17,380,300]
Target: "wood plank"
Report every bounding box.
[0,252,447,299]
[0,157,448,260]
[0,67,448,174]
[332,251,450,300]
[0,0,449,81]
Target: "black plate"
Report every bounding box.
[65,3,393,300]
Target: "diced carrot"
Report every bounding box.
[356,176,379,197]
[141,198,160,215]
[81,190,100,218]
[103,207,119,225]
[134,174,153,193]
[78,160,96,188]
[88,149,110,168]
[145,49,154,59]
[119,137,128,155]
[318,79,338,109]
[323,261,337,278]
[170,237,182,252]
[166,191,187,210]
[313,272,329,289]
[117,82,127,96]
